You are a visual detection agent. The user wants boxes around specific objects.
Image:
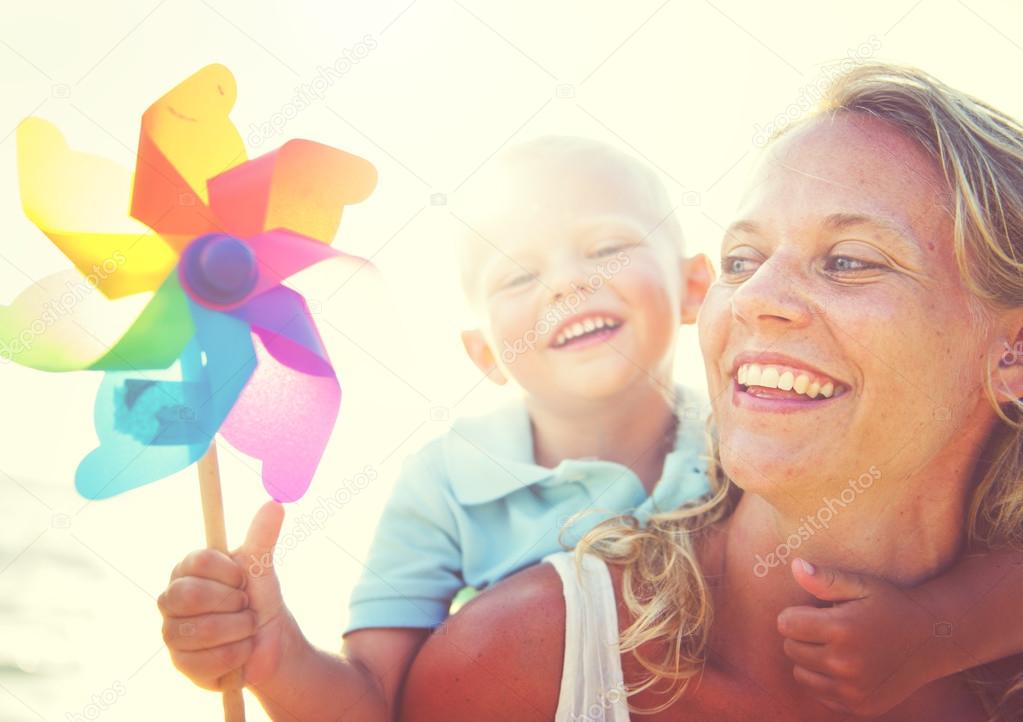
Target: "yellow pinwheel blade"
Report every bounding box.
[16,118,179,299]
[132,64,246,245]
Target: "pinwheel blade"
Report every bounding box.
[220,330,339,502]
[131,64,244,245]
[0,270,188,372]
[74,301,256,499]
[16,118,178,298]
[89,272,194,371]
[228,285,331,375]
[208,139,377,242]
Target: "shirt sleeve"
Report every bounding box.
[344,440,464,634]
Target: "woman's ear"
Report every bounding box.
[992,323,1023,402]
[680,253,714,325]
[461,329,508,385]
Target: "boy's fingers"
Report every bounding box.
[162,610,257,651]
[241,501,285,560]
[791,558,870,602]
[170,638,253,688]
[170,549,245,588]
[158,578,249,617]
[231,501,286,580]
[782,638,834,675]
[792,665,852,710]
[777,605,833,643]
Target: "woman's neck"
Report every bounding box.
[707,411,996,712]
[526,379,678,492]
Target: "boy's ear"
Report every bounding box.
[680,253,714,325]
[461,329,508,385]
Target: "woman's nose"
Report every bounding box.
[729,256,817,328]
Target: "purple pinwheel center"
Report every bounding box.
[182,233,259,305]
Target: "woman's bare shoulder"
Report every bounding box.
[399,561,566,722]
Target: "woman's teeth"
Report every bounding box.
[554,316,620,347]
[736,363,842,399]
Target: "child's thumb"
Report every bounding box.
[237,501,286,581]
[790,558,871,603]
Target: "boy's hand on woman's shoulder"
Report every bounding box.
[776,559,943,717]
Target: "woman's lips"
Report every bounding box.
[731,378,847,414]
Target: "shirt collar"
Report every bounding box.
[444,386,709,506]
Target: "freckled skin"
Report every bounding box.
[699,113,1000,501]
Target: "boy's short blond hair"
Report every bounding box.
[453,135,684,305]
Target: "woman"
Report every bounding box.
[399,64,1023,721]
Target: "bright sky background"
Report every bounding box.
[1,1,1023,719]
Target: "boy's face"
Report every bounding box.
[459,150,708,407]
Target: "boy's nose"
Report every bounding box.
[552,280,587,303]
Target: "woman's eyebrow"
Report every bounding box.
[822,212,920,251]
[723,214,921,252]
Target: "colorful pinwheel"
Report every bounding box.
[3,64,377,503]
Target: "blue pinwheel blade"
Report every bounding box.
[75,301,256,499]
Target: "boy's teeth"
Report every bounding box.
[735,363,843,401]
[554,316,620,346]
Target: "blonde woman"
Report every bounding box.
[400,65,1023,721]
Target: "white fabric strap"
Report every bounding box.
[545,551,631,722]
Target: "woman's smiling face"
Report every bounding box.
[700,113,1001,496]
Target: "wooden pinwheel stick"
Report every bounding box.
[197,442,247,722]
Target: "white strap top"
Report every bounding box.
[544,550,631,722]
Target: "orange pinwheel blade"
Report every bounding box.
[208,139,377,242]
[16,118,178,299]
[131,64,245,246]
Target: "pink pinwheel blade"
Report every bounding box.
[220,332,339,502]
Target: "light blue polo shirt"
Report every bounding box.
[344,387,712,633]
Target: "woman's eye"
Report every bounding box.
[824,255,881,273]
[721,255,760,276]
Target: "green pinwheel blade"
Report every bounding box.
[88,271,194,371]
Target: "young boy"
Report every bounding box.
[157,137,1023,721]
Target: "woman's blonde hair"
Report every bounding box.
[576,63,1023,718]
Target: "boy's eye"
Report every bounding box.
[501,271,538,289]
[591,241,632,257]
